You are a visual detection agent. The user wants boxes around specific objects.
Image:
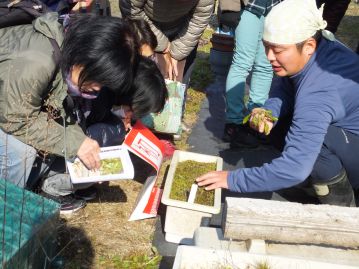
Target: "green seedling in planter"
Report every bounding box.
[100,158,123,175]
[170,160,216,206]
[243,109,278,135]
[73,157,123,178]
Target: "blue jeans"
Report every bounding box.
[225,9,273,124]
[0,128,36,187]
[270,115,359,189]
[0,128,90,196]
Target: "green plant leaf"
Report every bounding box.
[264,123,270,135]
[242,113,251,124]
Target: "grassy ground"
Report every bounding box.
[59,2,359,268]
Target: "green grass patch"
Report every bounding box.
[98,248,161,269]
[169,160,216,206]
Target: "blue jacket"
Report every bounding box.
[228,38,359,193]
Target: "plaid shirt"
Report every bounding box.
[245,0,282,17]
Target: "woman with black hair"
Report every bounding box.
[86,56,168,147]
[0,13,139,213]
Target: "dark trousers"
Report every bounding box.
[269,115,359,190]
[316,0,351,33]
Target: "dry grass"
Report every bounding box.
[60,180,158,268]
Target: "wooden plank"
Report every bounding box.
[223,198,359,248]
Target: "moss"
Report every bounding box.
[73,158,123,178]
[100,158,123,175]
[169,160,216,206]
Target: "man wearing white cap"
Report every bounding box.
[196,0,359,206]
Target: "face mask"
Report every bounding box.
[111,107,126,118]
[65,72,99,99]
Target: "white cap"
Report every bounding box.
[263,0,334,45]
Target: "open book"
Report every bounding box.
[67,146,134,184]
[66,121,164,221]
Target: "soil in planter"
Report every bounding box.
[170,160,216,206]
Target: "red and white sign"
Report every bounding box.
[124,121,164,172]
[124,121,165,221]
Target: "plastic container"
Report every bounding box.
[161,150,222,244]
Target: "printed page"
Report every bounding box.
[67,146,134,184]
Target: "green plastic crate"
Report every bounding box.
[0,179,60,268]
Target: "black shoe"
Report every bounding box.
[255,132,271,145]
[229,124,259,149]
[74,186,97,201]
[223,123,241,142]
[41,192,86,214]
[312,168,355,207]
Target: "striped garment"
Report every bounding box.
[245,0,282,16]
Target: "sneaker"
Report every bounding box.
[74,186,97,201]
[229,124,259,149]
[41,192,86,214]
[255,132,271,145]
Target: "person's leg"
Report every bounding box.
[182,44,198,86]
[319,0,351,34]
[225,10,262,125]
[41,156,93,194]
[224,10,265,146]
[0,129,37,187]
[247,16,273,112]
[311,125,358,206]
[175,59,186,83]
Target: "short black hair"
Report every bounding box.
[126,19,157,50]
[61,14,139,95]
[295,30,322,52]
[120,56,167,119]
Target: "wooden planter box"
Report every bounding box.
[161,150,222,244]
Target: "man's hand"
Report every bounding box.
[77,137,101,170]
[196,171,229,191]
[245,108,276,135]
